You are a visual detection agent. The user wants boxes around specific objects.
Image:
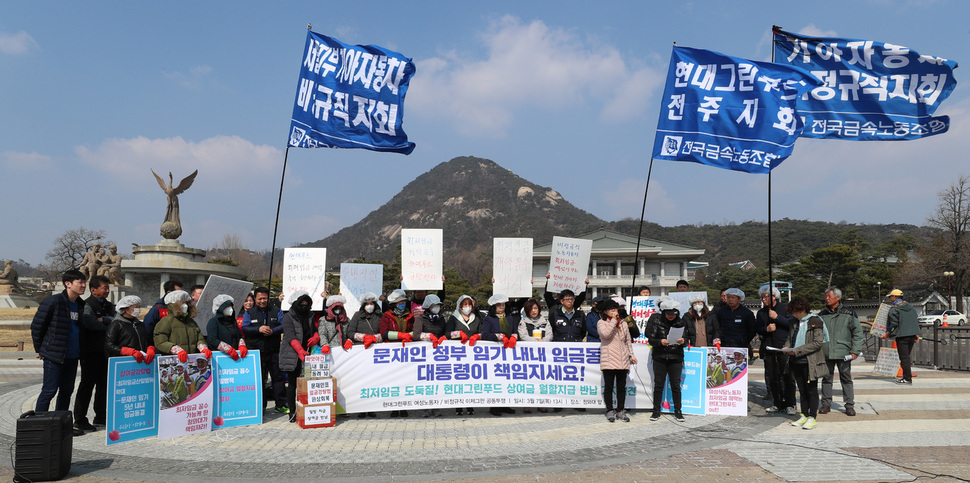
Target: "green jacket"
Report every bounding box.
[818,304,863,360]
[153,313,204,354]
[887,301,920,338]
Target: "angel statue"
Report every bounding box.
[152,169,199,239]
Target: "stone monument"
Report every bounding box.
[0,260,35,308]
[152,169,198,240]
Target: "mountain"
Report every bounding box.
[305,156,605,282]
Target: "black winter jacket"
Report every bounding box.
[105,313,150,356]
[646,312,696,361]
[31,290,85,364]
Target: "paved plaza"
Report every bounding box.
[1,348,969,482]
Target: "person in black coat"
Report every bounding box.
[756,286,796,414]
[31,270,87,416]
[206,294,247,360]
[646,298,696,422]
[106,296,154,362]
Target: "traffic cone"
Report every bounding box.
[942,313,950,327]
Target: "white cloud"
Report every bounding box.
[1,151,53,170]
[408,16,664,137]
[163,65,215,90]
[0,30,39,55]
[795,24,839,38]
[75,135,282,189]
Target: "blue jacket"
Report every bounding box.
[585,311,602,342]
[241,305,284,353]
[143,297,167,337]
[31,290,85,364]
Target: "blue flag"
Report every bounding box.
[652,46,820,174]
[773,28,957,141]
[288,31,416,154]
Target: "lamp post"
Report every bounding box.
[877,281,881,300]
[944,271,955,308]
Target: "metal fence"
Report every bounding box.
[863,325,970,372]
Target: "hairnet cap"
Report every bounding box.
[387,289,408,304]
[758,286,781,299]
[725,288,745,301]
[612,296,627,307]
[116,295,142,310]
[688,294,706,304]
[164,290,191,304]
[359,292,378,304]
[888,289,903,297]
[326,295,346,307]
[659,298,681,312]
[488,294,509,306]
[422,294,442,309]
[212,294,234,313]
[288,290,310,305]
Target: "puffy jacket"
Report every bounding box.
[280,309,313,373]
[715,304,757,348]
[241,305,283,353]
[105,313,150,356]
[80,295,115,357]
[756,301,794,355]
[31,290,85,364]
[887,301,919,338]
[445,296,484,338]
[682,309,720,347]
[818,304,863,360]
[416,311,447,338]
[518,314,553,342]
[585,311,602,342]
[645,312,696,361]
[347,309,383,344]
[206,299,243,350]
[379,310,415,341]
[598,316,634,370]
[482,313,521,341]
[153,309,204,354]
[785,315,831,381]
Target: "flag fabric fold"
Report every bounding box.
[288,31,416,154]
[772,27,957,141]
[652,46,820,174]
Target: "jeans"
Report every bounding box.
[896,335,917,381]
[602,369,628,412]
[764,351,795,408]
[74,354,108,424]
[792,362,819,418]
[37,358,79,412]
[820,358,854,408]
[652,359,683,413]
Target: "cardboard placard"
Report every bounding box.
[297,376,336,405]
[297,402,336,428]
[303,354,332,378]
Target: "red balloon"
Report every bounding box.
[108,430,121,441]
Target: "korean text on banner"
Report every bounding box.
[340,263,384,315]
[196,275,254,336]
[213,351,262,429]
[706,347,748,416]
[548,236,591,294]
[282,247,327,311]
[288,30,416,154]
[157,354,213,440]
[659,348,707,415]
[773,28,957,141]
[629,296,658,342]
[493,238,534,298]
[106,357,158,445]
[652,46,821,174]
[401,229,443,290]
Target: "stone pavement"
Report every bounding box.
[1,353,968,482]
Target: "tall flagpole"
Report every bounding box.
[267,146,290,292]
[767,27,777,298]
[630,158,655,295]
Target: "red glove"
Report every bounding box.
[239,345,248,358]
[306,333,321,348]
[363,334,377,349]
[714,339,722,351]
[297,347,308,361]
[468,334,481,346]
[400,332,413,346]
[226,347,239,360]
[120,347,137,360]
[177,350,188,363]
[460,332,469,345]
[506,335,517,349]
[132,350,144,363]
[343,339,354,351]
[321,344,331,354]
[431,334,442,349]
[145,346,156,364]
[202,348,213,359]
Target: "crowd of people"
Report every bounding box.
[30,268,918,433]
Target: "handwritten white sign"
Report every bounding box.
[282,247,327,311]
[493,238,533,298]
[548,236,591,294]
[401,229,442,290]
[197,275,254,336]
[339,263,383,315]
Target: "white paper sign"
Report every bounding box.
[304,354,332,378]
[548,236,591,294]
[197,275,254,336]
[282,247,327,311]
[493,238,533,298]
[304,404,333,425]
[401,229,443,290]
[339,263,383,315]
[306,377,336,405]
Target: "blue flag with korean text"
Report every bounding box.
[772,28,957,141]
[288,31,416,154]
[652,46,820,174]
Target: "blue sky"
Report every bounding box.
[2,0,968,266]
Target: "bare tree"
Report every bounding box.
[926,175,970,311]
[44,227,110,273]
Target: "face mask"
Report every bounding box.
[396,302,407,311]
[693,304,704,312]
[333,308,342,315]
[130,307,141,318]
[364,304,375,313]
[181,304,188,313]
[223,307,234,317]
[430,306,441,315]
[461,306,473,316]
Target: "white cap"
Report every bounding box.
[212,294,234,313]
[387,289,408,304]
[116,295,142,310]
[164,290,191,304]
[288,290,310,305]
[612,296,627,307]
[422,294,442,309]
[487,294,509,306]
[659,298,681,312]
[359,292,378,304]
[326,295,346,307]
[725,288,745,301]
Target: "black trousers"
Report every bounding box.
[652,359,683,412]
[261,352,286,407]
[74,354,107,424]
[602,369,628,411]
[792,362,819,418]
[764,351,796,408]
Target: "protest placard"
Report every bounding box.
[705,347,748,416]
[401,229,443,290]
[339,263,383,315]
[871,303,891,337]
[105,357,158,445]
[197,275,254,336]
[548,236,591,294]
[658,348,707,415]
[213,351,262,429]
[282,247,327,311]
[157,354,213,440]
[493,238,534,298]
[873,347,901,377]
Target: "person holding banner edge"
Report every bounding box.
[483,293,521,417]
[346,292,381,418]
[446,294,484,416]
[206,294,247,360]
[153,290,211,363]
[106,296,155,365]
[598,298,637,422]
[646,298,694,422]
[281,291,315,423]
